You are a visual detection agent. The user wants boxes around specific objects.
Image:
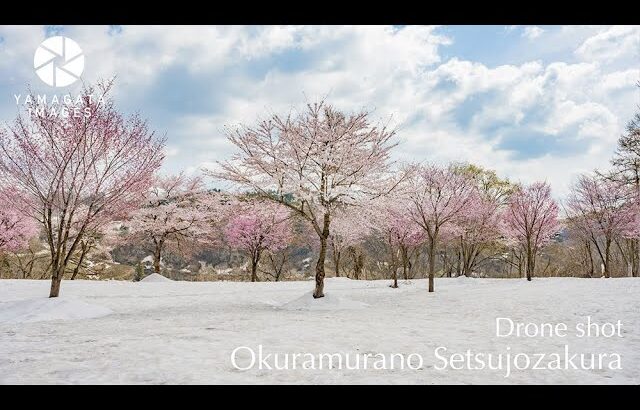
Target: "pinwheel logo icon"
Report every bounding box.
[33,36,84,88]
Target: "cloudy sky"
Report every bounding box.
[0,25,638,198]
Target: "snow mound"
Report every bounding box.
[279,292,369,311]
[0,298,113,324]
[140,273,173,282]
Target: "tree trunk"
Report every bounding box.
[604,239,611,278]
[251,259,258,282]
[459,238,465,277]
[457,246,462,277]
[391,250,398,288]
[391,267,398,288]
[333,249,341,278]
[70,260,81,280]
[428,236,436,292]
[526,248,535,281]
[153,240,163,274]
[633,239,639,277]
[71,244,88,280]
[402,258,407,283]
[352,251,364,280]
[314,237,327,297]
[463,253,470,277]
[399,247,407,281]
[49,266,64,298]
[518,250,523,278]
[586,241,594,278]
[272,253,286,282]
[508,252,513,277]
[461,243,476,277]
[313,213,330,299]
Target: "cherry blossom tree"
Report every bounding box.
[0,81,165,297]
[0,188,39,254]
[503,182,560,281]
[451,163,514,277]
[211,101,401,298]
[406,164,478,292]
[328,209,372,278]
[435,222,466,277]
[455,195,504,277]
[371,198,425,287]
[604,102,640,277]
[565,174,637,278]
[126,173,219,274]
[225,200,293,282]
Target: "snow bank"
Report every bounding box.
[0,298,113,324]
[279,291,369,311]
[140,273,173,283]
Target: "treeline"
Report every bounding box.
[0,80,638,299]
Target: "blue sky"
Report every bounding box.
[0,25,638,197]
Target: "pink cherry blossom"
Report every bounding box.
[455,194,504,276]
[225,201,293,282]
[0,187,39,253]
[328,209,372,278]
[0,80,164,297]
[211,101,401,298]
[502,181,560,281]
[126,173,225,274]
[405,163,478,292]
[370,197,425,287]
[566,174,637,278]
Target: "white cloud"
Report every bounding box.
[523,26,545,40]
[598,69,640,92]
[575,25,640,63]
[0,25,637,201]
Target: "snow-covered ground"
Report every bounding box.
[140,273,173,283]
[0,277,638,384]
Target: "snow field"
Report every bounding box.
[0,277,638,384]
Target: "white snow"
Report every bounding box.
[279,291,369,311]
[215,268,233,275]
[0,298,112,325]
[140,273,173,283]
[0,277,638,384]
